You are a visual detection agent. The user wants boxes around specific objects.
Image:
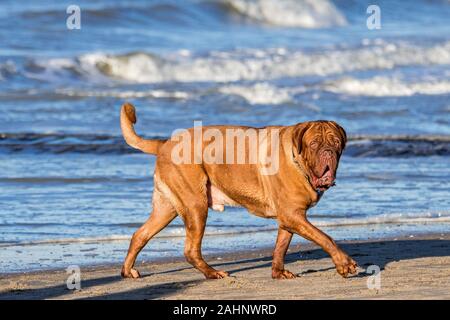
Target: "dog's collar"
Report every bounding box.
[316,189,324,198]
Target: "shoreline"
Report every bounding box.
[1,229,447,276]
[1,233,449,299]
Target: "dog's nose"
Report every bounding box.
[322,149,333,159]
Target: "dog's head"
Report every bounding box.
[292,121,347,192]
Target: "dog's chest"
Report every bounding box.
[308,190,324,209]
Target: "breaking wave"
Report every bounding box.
[14,0,347,29]
[218,82,304,104]
[27,41,450,83]
[216,76,450,104]
[55,88,190,99]
[222,0,347,28]
[323,76,450,96]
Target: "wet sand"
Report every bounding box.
[1,234,449,300]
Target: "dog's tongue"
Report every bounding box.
[320,169,333,182]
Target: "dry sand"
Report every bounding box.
[1,234,449,300]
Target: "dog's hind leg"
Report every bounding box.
[182,203,229,279]
[121,191,176,278]
[155,161,228,279]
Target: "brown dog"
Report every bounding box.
[120,102,357,279]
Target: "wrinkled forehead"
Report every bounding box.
[303,122,340,141]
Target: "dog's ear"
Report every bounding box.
[329,121,347,150]
[291,122,311,155]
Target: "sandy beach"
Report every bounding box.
[1,233,449,300]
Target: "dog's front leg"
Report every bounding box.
[279,210,357,278]
[272,228,296,279]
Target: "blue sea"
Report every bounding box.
[0,0,449,273]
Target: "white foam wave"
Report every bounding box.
[25,57,102,83]
[68,41,450,83]
[0,235,131,248]
[224,0,347,28]
[2,212,448,248]
[0,226,276,247]
[218,75,450,104]
[55,88,190,99]
[218,82,304,104]
[323,76,450,96]
[312,211,450,228]
[0,60,17,80]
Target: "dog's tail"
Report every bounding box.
[120,102,166,155]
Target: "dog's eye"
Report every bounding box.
[310,141,319,149]
[333,138,340,146]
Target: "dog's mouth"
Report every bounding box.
[311,165,336,191]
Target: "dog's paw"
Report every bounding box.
[204,270,229,279]
[121,267,141,279]
[272,269,296,279]
[333,254,358,278]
